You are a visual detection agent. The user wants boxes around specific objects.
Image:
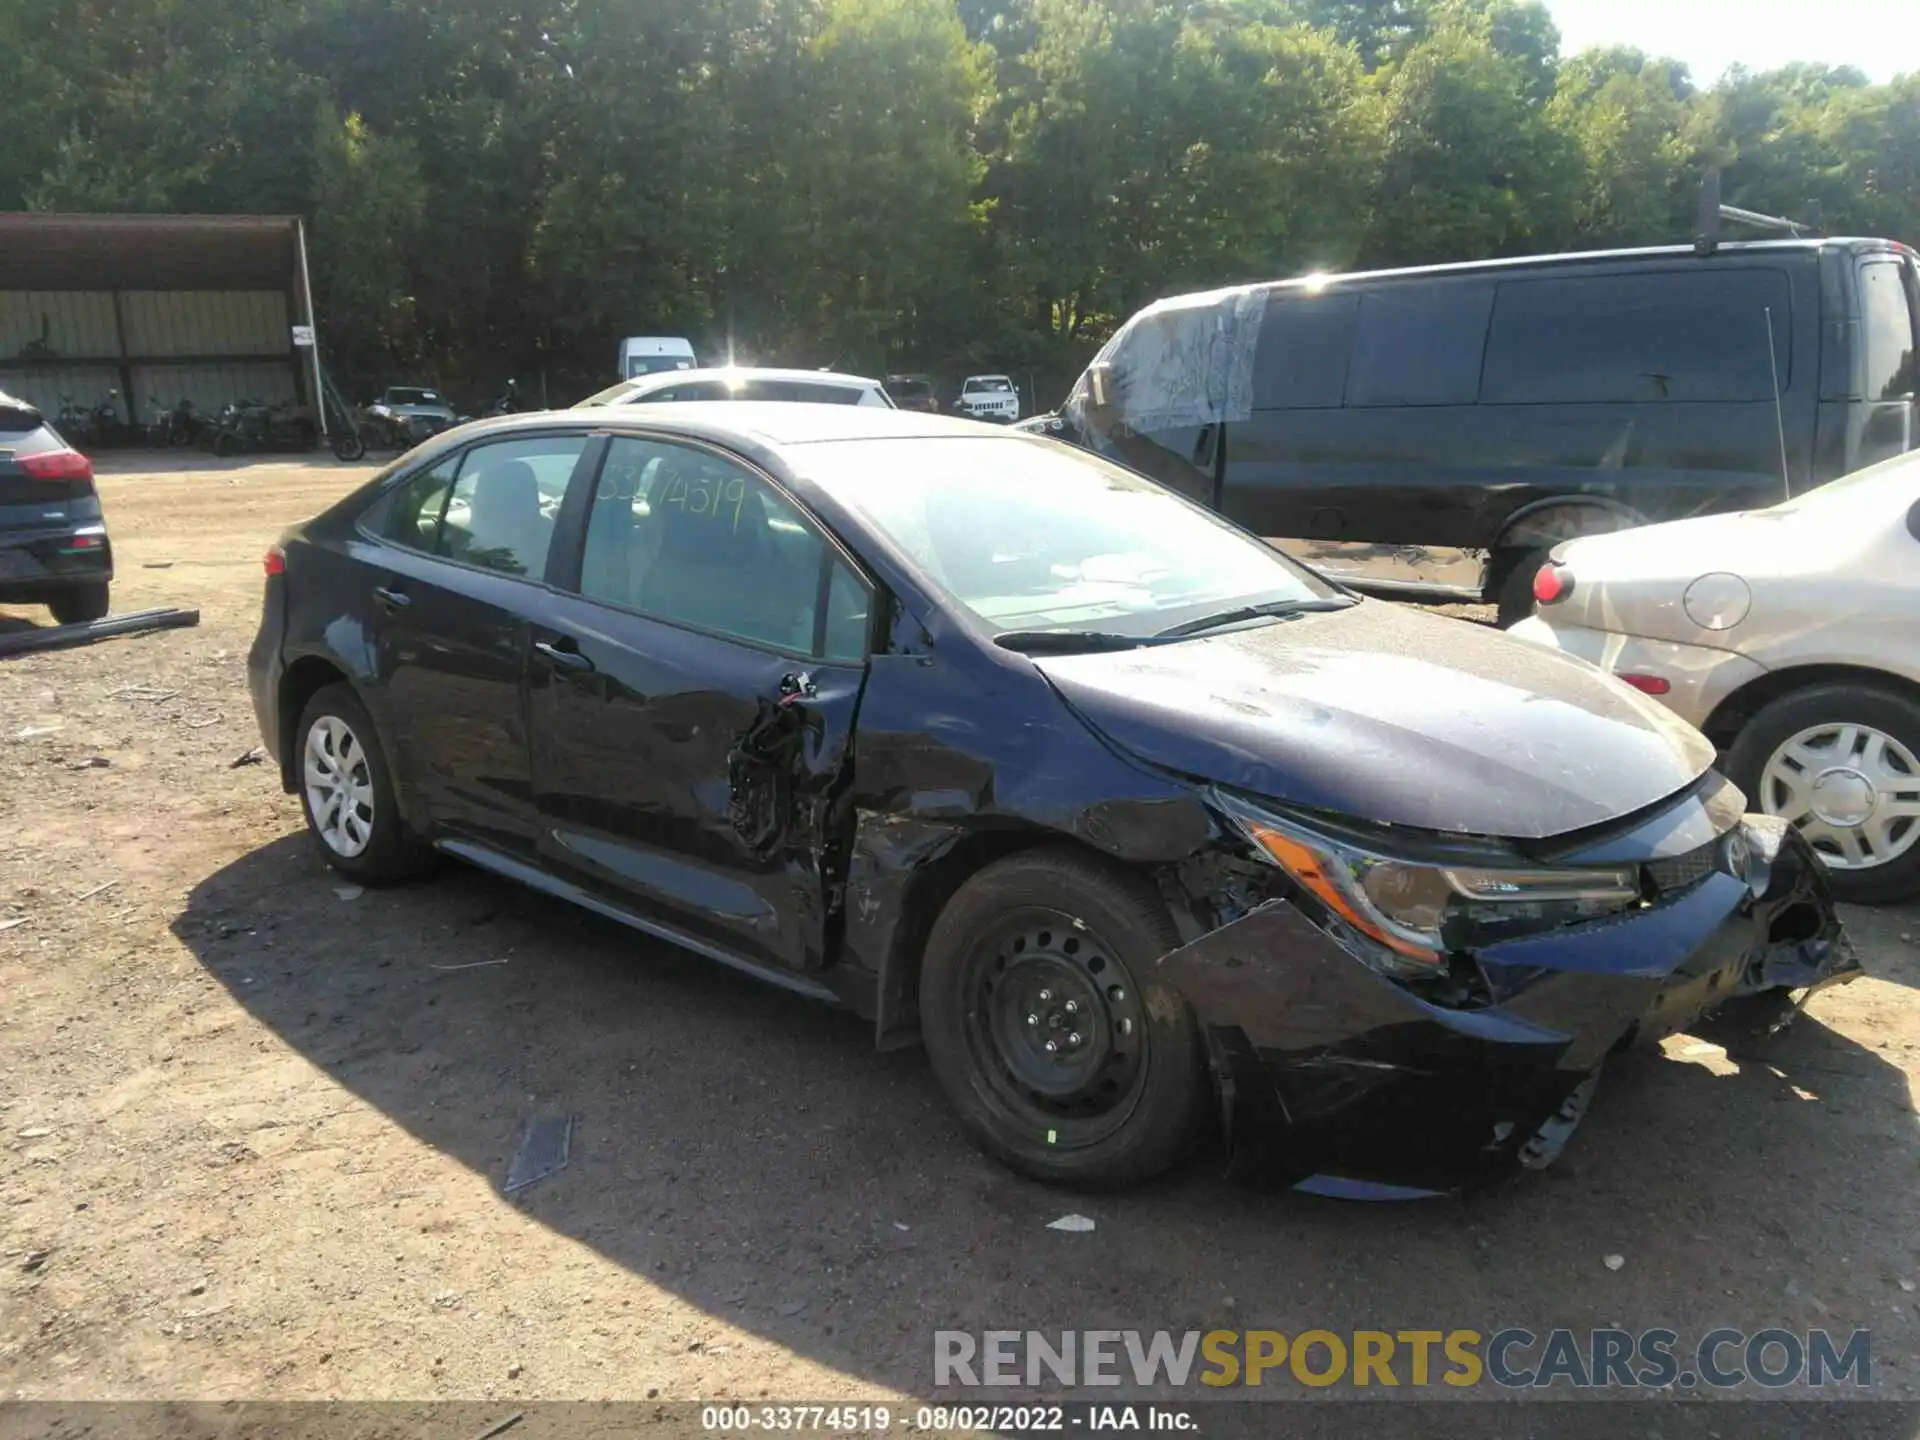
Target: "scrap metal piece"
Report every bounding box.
[503,1114,572,1194]
[0,607,200,659]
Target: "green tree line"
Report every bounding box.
[3,0,1915,403]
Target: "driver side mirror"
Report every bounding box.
[1087,361,1112,410]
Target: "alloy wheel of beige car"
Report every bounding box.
[1757,722,1920,872]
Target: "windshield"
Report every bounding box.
[386,388,441,406]
[803,437,1337,636]
[966,377,1013,393]
[624,356,693,379]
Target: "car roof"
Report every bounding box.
[455,401,1002,449]
[619,366,884,394]
[1239,237,1913,299]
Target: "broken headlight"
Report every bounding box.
[1218,800,1640,977]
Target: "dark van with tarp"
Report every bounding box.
[1044,217,1920,624]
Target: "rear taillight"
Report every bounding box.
[17,448,92,481]
[1617,673,1672,696]
[263,546,286,577]
[1532,563,1573,605]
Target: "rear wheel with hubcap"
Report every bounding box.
[296,683,430,883]
[1724,682,1920,904]
[919,848,1209,1189]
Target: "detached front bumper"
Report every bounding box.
[1156,819,1856,1195]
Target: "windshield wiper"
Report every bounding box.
[1153,596,1356,640]
[993,629,1164,655]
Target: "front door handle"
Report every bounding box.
[533,638,595,673]
[372,585,411,612]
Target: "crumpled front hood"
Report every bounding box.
[1034,601,1715,841]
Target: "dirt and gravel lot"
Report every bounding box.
[3,457,1920,1420]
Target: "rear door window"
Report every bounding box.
[1482,269,1794,404]
[1860,259,1917,402]
[437,435,589,579]
[1346,284,1495,407]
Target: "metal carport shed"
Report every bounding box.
[0,212,322,436]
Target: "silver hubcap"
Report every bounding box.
[303,715,376,858]
[1759,723,1920,871]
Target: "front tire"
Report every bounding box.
[1723,682,1920,904]
[295,684,431,883]
[331,429,367,462]
[49,582,110,625]
[918,848,1210,1189]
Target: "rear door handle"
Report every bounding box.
[372,585,411,612]
[533,638,595,673]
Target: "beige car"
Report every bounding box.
[1511,451,1920,903]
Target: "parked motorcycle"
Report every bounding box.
[85,390,129,448]
[206,399,318,456]
[54,394,89,441]
[330,401,441,462]
[145,395,203,448]
[485,378,522,416]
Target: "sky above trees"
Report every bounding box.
[1547,0,1920,85]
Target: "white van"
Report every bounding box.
[617,336,697,380]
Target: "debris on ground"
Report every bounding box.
[66,756,110,770]
[1047,1214,1096,1233]
[503,1114,572,1195]
[470,1414,525,1440]
[0,916,26,932]
[333,884,364,902]
[429,958,509,972]
[1604,1254,1626,1271]
[229,746,266,768]
[0,607,200,659]
[13,723,63,739]
[74,880,117,901]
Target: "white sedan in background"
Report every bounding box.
[1512,451,1920,903]
[576,366,894,409]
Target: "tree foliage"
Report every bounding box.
[5,0,1914,398]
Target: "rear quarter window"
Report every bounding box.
[1482,269,1794,404]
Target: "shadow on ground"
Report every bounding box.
[170,836,1920,1411]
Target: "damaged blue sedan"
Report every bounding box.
[247,405,1855,1194]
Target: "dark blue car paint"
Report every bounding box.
[248,408,1856,1189]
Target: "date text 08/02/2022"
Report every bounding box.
[699,1405,1198,1433]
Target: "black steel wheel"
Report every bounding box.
[920,847,1209,1188]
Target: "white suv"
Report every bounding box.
[956,374,1020,423]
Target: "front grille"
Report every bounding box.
[1645,842,1719,896]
